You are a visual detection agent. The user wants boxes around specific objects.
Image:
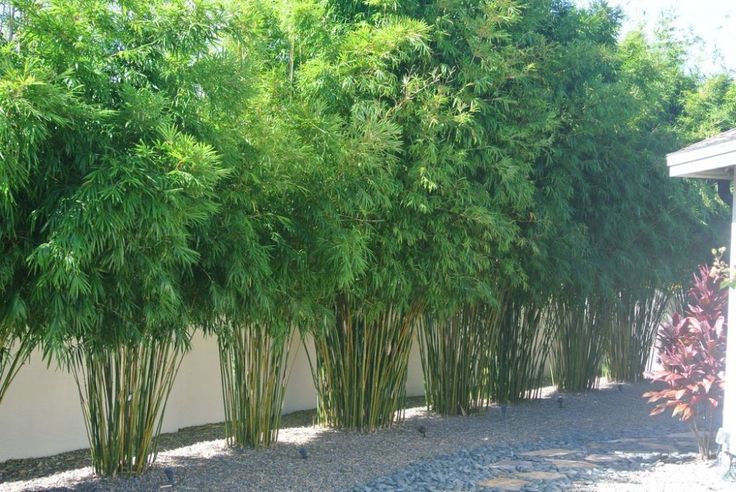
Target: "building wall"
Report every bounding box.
[0,333,426,462]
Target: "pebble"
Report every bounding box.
[349,382,732,492]
[1,382,733,491]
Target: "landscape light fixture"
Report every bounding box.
[417,424,427,438]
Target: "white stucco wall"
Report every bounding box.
[0,352,88,461]
[0,333,426,462]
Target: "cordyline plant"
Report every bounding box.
[644,259,728,459]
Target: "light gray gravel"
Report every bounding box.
[1,381,733,491]
[570,458,734,492]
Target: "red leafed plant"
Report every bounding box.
[644,256,728,459]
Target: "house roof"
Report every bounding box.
[667,128,736,179]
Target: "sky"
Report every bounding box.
[576,0,736,75]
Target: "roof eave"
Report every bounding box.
[667,140,736,179]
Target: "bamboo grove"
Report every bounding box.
[1,0,734,476]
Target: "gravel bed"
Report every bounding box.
[0,407,319,484]
[570,457,735,491]
[1,382,733,491]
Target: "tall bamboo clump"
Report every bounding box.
[550,298,611,392]
[218,322,291,448]
[69,338,183,477]
[606,289,670,382]
[310,298,420,431]
[418,302,503,416]
[4,0,243,476]
[491,296,553,402]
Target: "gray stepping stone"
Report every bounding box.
[584,454,623,464]
[548,459,598,470]
[490,460,537,472]
[478,477,529,490]
[515,471,566,481]
[520,448,579,457]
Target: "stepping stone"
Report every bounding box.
[586,442,607,449]
[584,454,622,464]
[516,471,566,481]
[548,459,597,470]
[520,448,579,457]
[478,477,529,491]
[489,460,536,472]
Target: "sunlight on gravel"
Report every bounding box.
[2,382,734,491]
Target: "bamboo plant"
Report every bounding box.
[0,20,83,408]
[606,288,670,382]
[418,302,504,416]
[218,322,292,448]
[491,295,553,403]
[309,298,420,430]
[7,0,232,475]
[0,0,732,471]
[550,297,611,392]
[70,338,183,476]
[262,0,436,432]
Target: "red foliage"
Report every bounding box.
[643,265,727,424]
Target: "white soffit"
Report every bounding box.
[667,128,736,179]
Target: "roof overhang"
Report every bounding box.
[667,128,736,179]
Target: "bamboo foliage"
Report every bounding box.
[0,0,732,474]
[606,289,670,382]
[418,303,503,416]
[491,297,552,402]
[309,298,419,431]
[218,323,291,448]
[550,298,611,392]
[70,339,183,477]
[0,0,234,477]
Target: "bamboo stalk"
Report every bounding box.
[218,322,291,448]
[0,326,34,406]
[549,297,610,392]
[490,295,552,402]
[70,337,183,476]
[418,302,503,415]
[606,289,669,382]
[308,297,418,431]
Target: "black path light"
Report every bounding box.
[557,395,564,408]
[417,424,427,438]
[667,128,736,463]
[298,447,308,459]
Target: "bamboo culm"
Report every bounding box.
[70,338,183,476]
[308,298,419,431]
[218,323,291,448]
